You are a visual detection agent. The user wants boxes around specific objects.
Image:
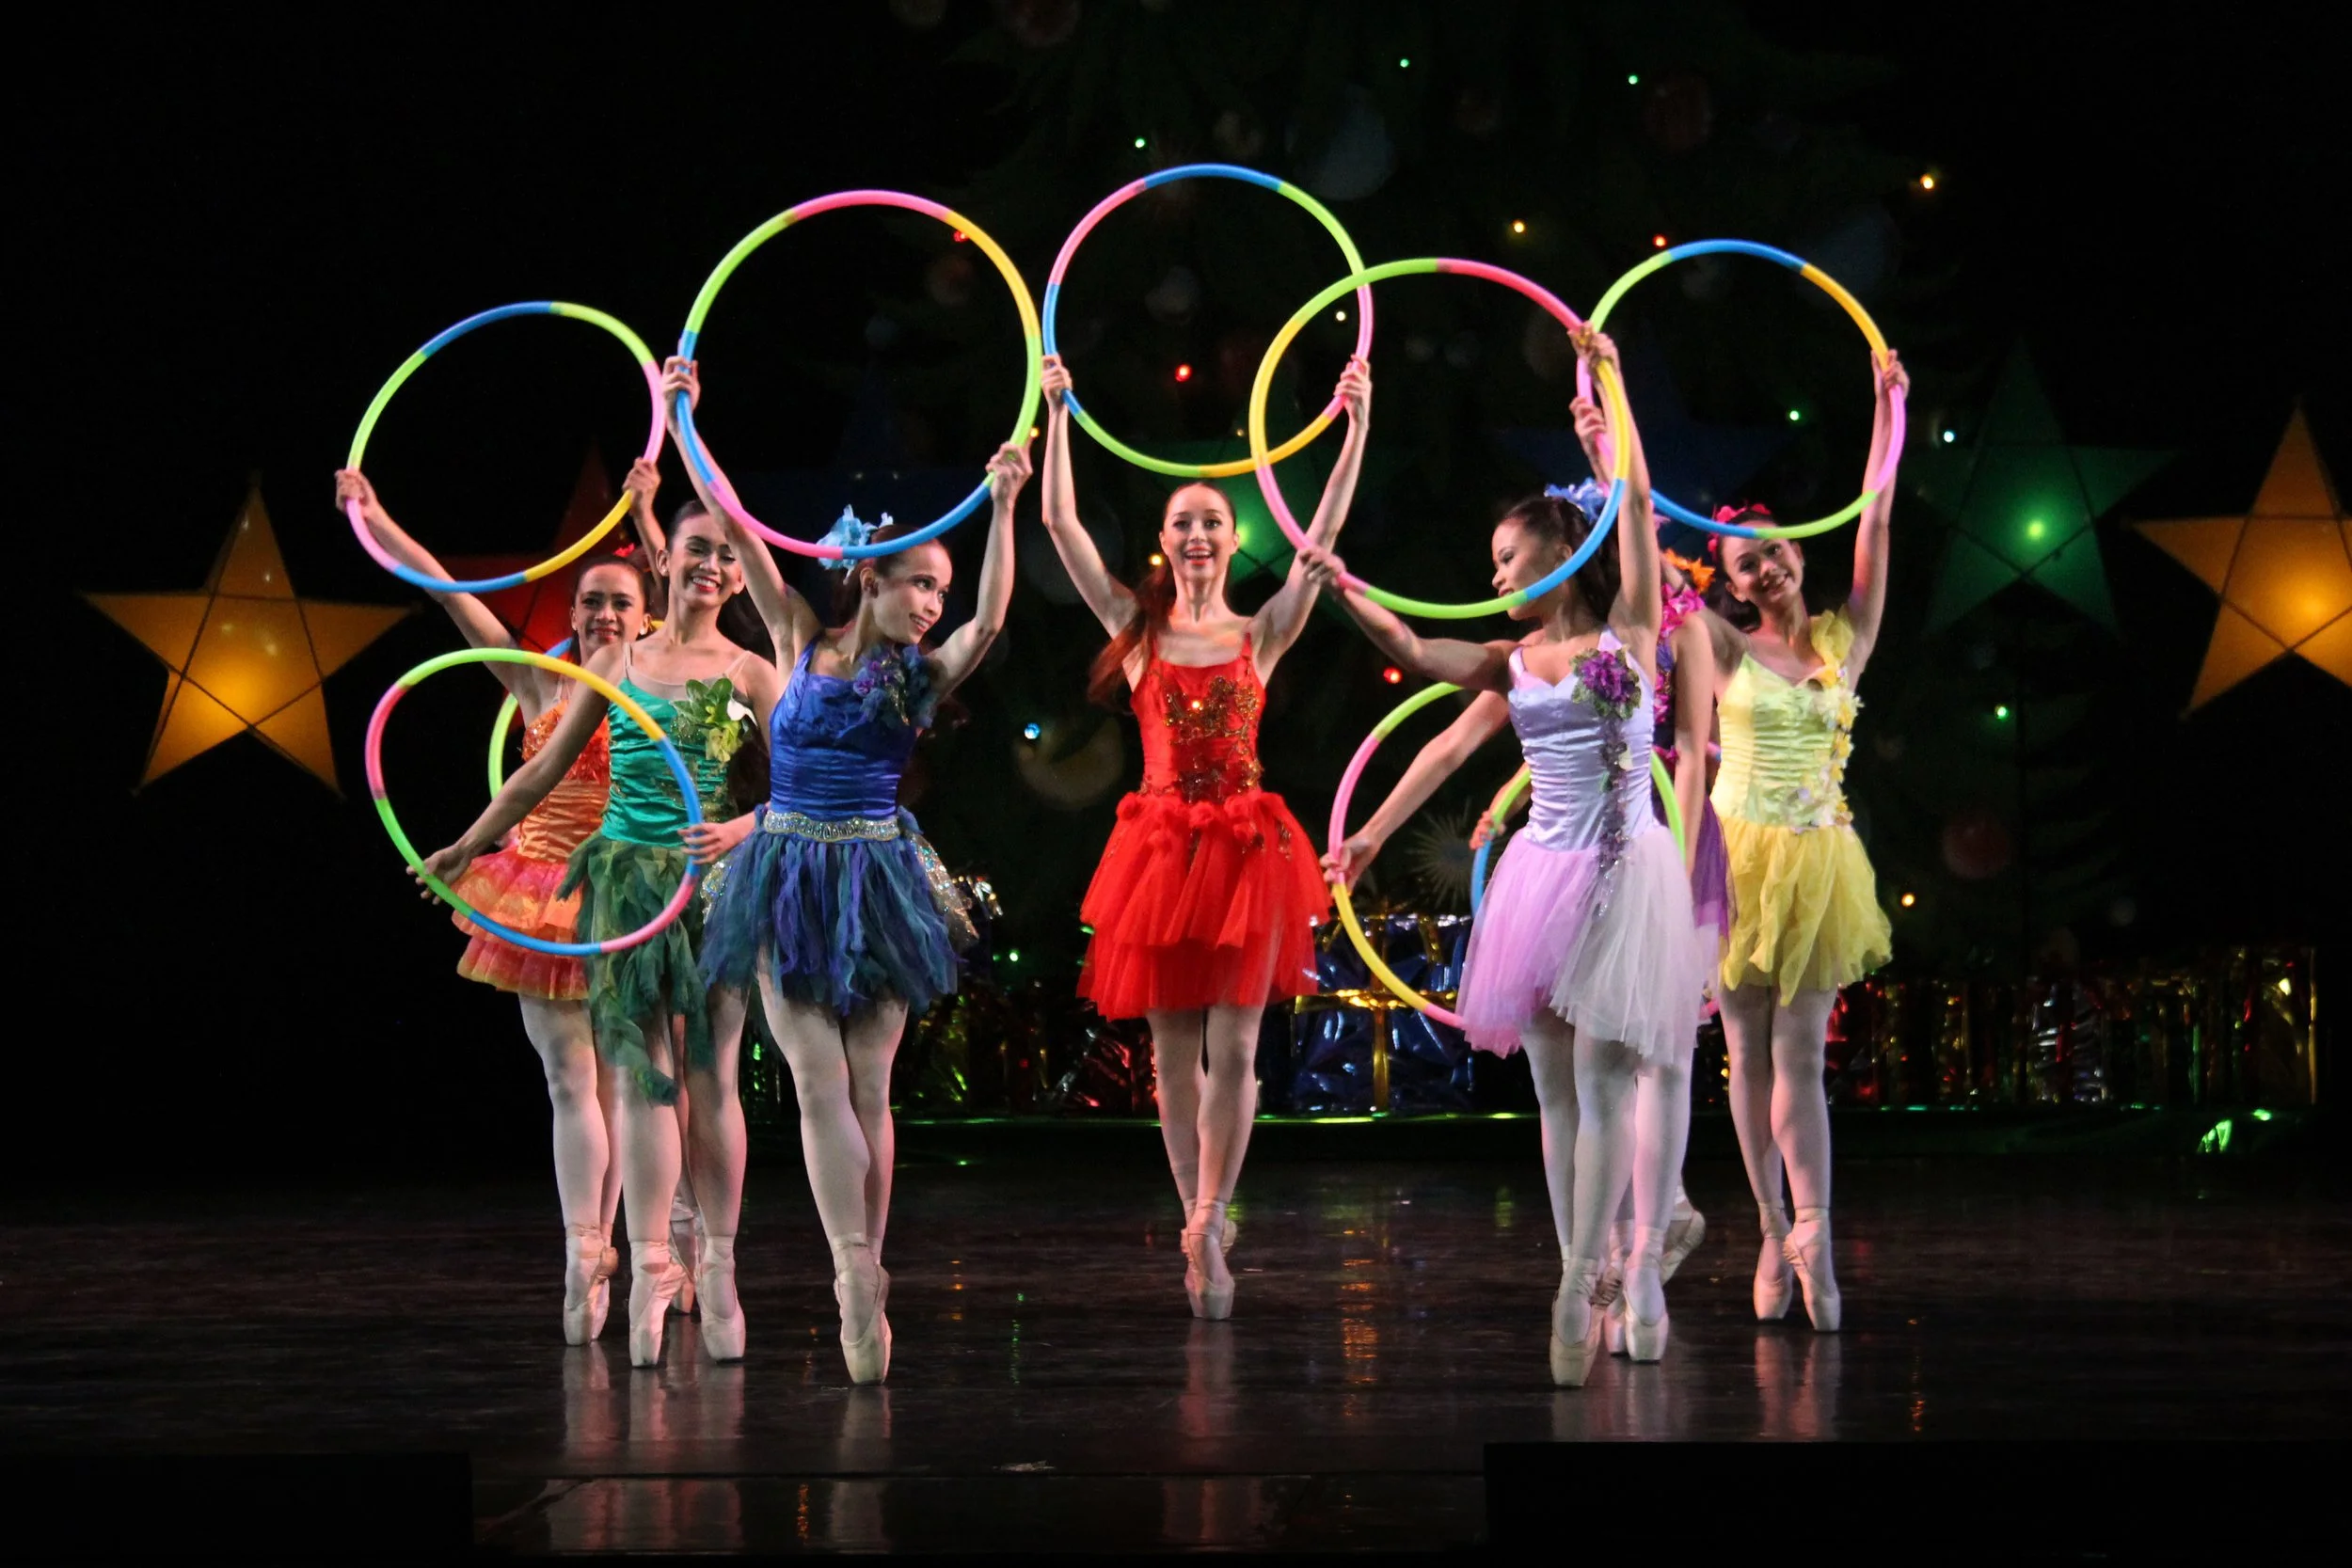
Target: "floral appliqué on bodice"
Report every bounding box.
[1714,610,1862,834]
[1567,641,1645,911]
[1142,654,1266,803]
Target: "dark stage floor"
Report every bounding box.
[5,1151,2346,1555]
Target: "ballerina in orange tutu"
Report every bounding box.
[1038,351,1370,1318]
[337,462,661,1347]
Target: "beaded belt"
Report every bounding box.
[761,809,900,842]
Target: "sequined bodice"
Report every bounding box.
[767,644,921,819]
[1712,609,1859,832]
[1133,641,1267,803]
[600,659,735,848]
[1508,634,1661,854]
[509,701,611,863]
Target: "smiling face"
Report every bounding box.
[570,562,647,650]
[1719,534,1805,614]
[1160,483,1235,589]
[1490,516,1568,622]
[859,541,953,644]
[661,511,743,612]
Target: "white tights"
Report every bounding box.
[1616,1053,1692,1241]
[1521,1012,1642,1268]
[518,997,622,1239]
[1146,1005,1263,1218]
[756,964,906,1278]
[1718,984,1834,1222]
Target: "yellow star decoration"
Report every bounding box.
[86,484,410,789]
[2136,408,2352,709]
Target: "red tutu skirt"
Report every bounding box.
[450,847,590,1001]
[1078,788,1329,1019]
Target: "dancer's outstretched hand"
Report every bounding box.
[1571,325,1620,372]
[623,456,660,506]
[1336,355,1372,421]
[1041,354,1073,411]
[1878,349,1909,398]
[1468,815,1495,852]
[1297,546,1349,591]
[1321,831,1381,890]
[987,440,1034,503]
[661,356,701,416]
[335,467,386,522]
[1571,396,1609,467]
[414,843,475,900]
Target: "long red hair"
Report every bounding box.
[1087,555,1177,708]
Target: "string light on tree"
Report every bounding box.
[1173,363,1194,383]
[1382,666,1404,685]
[1651,233,1669,248]
[1900,892,1918,908]
[1022,722,1042,741]
[1511,220,1527,235]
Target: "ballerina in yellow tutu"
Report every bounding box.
[1698,350,1908,1334]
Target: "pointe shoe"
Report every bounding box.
[1754,1206,1795,1323]
[589,1233,620,1342]
[1598,1254,1628,1357]
[628,1242,688,1368]
[562,1226,607,1347]
[1184,1202,1235,1320]
[697,1237,746,1363]
[1661,1195,1707,1284]
[1623,1227,1671,1364]
[670,1198,701,1317]
[1783,1208,1841,1333]
[834,1236,890,1385]
[1549,1256,1607,1387]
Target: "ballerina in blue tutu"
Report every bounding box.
[664,356,1030,1384]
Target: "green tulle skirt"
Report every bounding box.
[558,833,708,1104]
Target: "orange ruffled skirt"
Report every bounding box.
[1078,788,1330,1019]
[450,847,590,1001]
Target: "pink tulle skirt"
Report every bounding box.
[1456,825,1709,1065]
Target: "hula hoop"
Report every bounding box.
[486,638,576,796]
[674,192,1041,559]
[1575,240,1906,539]
[1468,756,1685,914]
[346,303,664,594]
[1249,259,1631,619]
[1041,163,1374,478]
[1327,682,1470,1027]
[371,647,704,957]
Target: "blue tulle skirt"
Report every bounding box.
[699,810,961,1018]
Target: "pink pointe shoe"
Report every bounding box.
[1550,1255,1607,1387]
[1660,1193,1707,1283]
[1622,1226,1672,1363]
[562,1225,616,1346]
[1755,1204,1795,1323]
[670,1195,701,1317]
[628,1241,689,1368]
[1184,1201,1234,1321]
[697,1236,746,1363]
[834,1236,890,1385]
[1783,1207,1842,1332]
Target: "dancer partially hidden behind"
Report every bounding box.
[338,461,662,1347]
[421,495,762,1369]
[669,356,1031,1383]
[1039,351,1371,1319]
[1702,351,1909,1333]
[1314,329,1706,1385]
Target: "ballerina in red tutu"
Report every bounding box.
[1038,352,1371,1318]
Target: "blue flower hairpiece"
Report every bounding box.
[1543,479,1610,521]
[818,507,889,573]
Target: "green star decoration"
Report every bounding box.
[1908,346,2173,631]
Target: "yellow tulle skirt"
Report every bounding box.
[1717,816,1891,999]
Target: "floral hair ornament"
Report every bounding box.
[818,507,888,573]
[1543,479,1611,522]
[1704,502,1772,556]
[1661,547,1715,594]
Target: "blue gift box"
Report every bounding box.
[1287,912,1475,1115]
